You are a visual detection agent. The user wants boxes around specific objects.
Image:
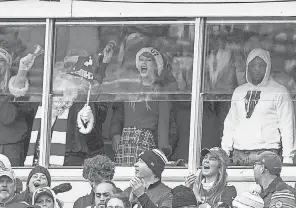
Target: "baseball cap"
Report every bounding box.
[254,151,282,176]
[0,154,11,169]
[33,187,54,204]
[0,166,15,181]
[201,147,230,166]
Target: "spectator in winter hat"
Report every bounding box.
[0,46,39,166]
[232,184,264,208]
[20,166,51,205]
[253,151,293,208]
[110,47,173,167]
[185,147,237,208]
[171,185,197,208]
[73,155,115,208]
[269,189,296,208]
[32,187,63,208]
[122,149,173,208]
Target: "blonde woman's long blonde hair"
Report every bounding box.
[192,158,228,206]
[0,47,12,93]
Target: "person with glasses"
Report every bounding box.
[221,48,295,166]
[253,151,294,208]
[106,195,131,208]
[185,147,237,208]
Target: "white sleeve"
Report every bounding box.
[276,89,295,160]
[221,93,237,155]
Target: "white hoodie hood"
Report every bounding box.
[246,48,271,86]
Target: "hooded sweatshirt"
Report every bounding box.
[222,48,295,162]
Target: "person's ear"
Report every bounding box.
[260,164,265,174]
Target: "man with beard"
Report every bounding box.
[122,149,172,208]
[0,166,28,207]
[222,48,295,165]
[253,151,294,208]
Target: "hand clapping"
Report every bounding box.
[130,177,146,198]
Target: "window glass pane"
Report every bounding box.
[203,22,296,166]
[49,23,194,167]
[0,24,45,166]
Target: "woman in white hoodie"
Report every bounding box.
[221,48,295,165]
[32,187,62,208]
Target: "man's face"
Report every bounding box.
[248,57,267,85]
[201,153,220,178]
[253,162,263,184]
[94,182,115,208]
[0,176,15,202]
[134,158,154,178]
[28,173,48,194]
[138,53,157,80]
[35,195,54,208]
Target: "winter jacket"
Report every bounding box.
[0,94,35,145]
[260,177,294,208]
[73,191,94,208]
[222,48,295,162]
[2,193,28,208]
[123,180,172,208]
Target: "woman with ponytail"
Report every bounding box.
[185,147,237,208]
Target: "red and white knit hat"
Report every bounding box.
[135,47,164,76]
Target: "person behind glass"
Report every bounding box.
[0,47,35,166]
[222,48,295,165]
[20,166,51,205]
[32,187,63,208]
[110,47,172,166]
[122,149,173,208]
[94,181,118,208]
[253,151,294,208]
[0,165,28,208]
[73,155,116,208]
[185,147,237,208]
[106,195,131,208]
[171,185,197,208]
[63,44,114,166]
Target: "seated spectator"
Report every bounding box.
[253,151,294,207]
[185,147,237,207]
[94,181,118,208]
[73,155,115,208]
[106,195,131,208]
[0,166,28,207]
[21,166,51,205]
[232,184,264,208]
[171,185,197,208]
[269,188,296,208]
[32,187,63,208]
[122,149,173,208]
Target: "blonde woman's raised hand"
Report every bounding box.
[185,173,197,188]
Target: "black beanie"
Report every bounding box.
[138,149,168,178]
[172,185,197,208]
[27,166,51,187]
